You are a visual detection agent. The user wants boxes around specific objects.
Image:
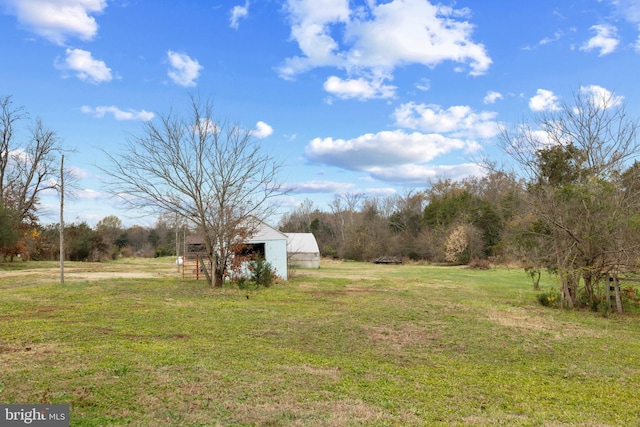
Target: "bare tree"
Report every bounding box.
[102,96,285,287]
[497,88,640,308]
[0,96,25,202]
[0,96,63,224]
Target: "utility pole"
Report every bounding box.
[59,155,65,285]
[175,212,180,272]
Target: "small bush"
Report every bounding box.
[622,285,640,304]
[468,258,491,270]
[119,246,134,258]
[538,289,560,307]
[250,259,276,288]
[234,276,250,290]
[322,246,337,258]
[154,247,173,258]
[590,297,605,313]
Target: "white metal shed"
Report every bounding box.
[285,233,320,269]
[245,220,289,280]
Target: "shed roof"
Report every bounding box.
[186,235,205,245]
[285,233,320,254]
[185,218,286,245]
[245,219,287,242]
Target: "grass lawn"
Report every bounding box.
[1,258,640,426]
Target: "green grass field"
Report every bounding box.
[1,258,640,426]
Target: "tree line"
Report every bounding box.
[278,171,521,265]
[17,215,181,262]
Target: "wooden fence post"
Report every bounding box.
[607,274,623,313]
[614,275,623,314]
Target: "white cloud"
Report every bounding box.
[305,100,492,185]
[76,188,104,200]
[167,50,202,87]
[415,78,431,91]
[56,48,112,83]
[367,163,484,185]
[609,0,640,24]
[529,89,561,112]
[323,75,396,100]
[283,180,356,194]
[363,187,397,196]
[580,24,619,55]
[280,0,491,99]
[483,90,503,105]
[305,130,467,171]
[81,105,154,121]
[192,118,218,135]
[579,84,623,109]
[8,148,29,163]
[3,0,107,45]
[344,0,491,75]
[609,0,640,51]
[252,121,273,138]
[230,1,249,29]
[539,31,563,46]
[305,98,490,185]
[393,102,500,139]
[68,165,89,179]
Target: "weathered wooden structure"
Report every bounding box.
[182,236,211,281]
[606,274,623,313]
[373,255,403,264]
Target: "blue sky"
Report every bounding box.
[1,0,640,227]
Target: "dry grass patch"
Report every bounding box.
[0,342,61,360]
[486,306,605,339]
[365,324,441,350]
[0,257,179,283]
[283,364,342,381]
[223,398,413,426]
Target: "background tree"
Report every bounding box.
[0,95,70,263]
[0,205,21,260]
[278,200,337,258]
[64,222,95,261]
[498,88,640,308]
[95,215,124,259]
[1,96,63,223]
[103,96,285,287]
[420,174,518,263]
[388,191,430,260]
[339,196,393,261]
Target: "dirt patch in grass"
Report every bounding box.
[365,324,441,350]
[0,258,179,283]
[223,398,415,426]
[282,364,342,381]
[0,342,62,365]
[121,333,190,340]
[68,271,169,280]
[2,270,171,281]
[307,288,374,298]
[486,306,604,339]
